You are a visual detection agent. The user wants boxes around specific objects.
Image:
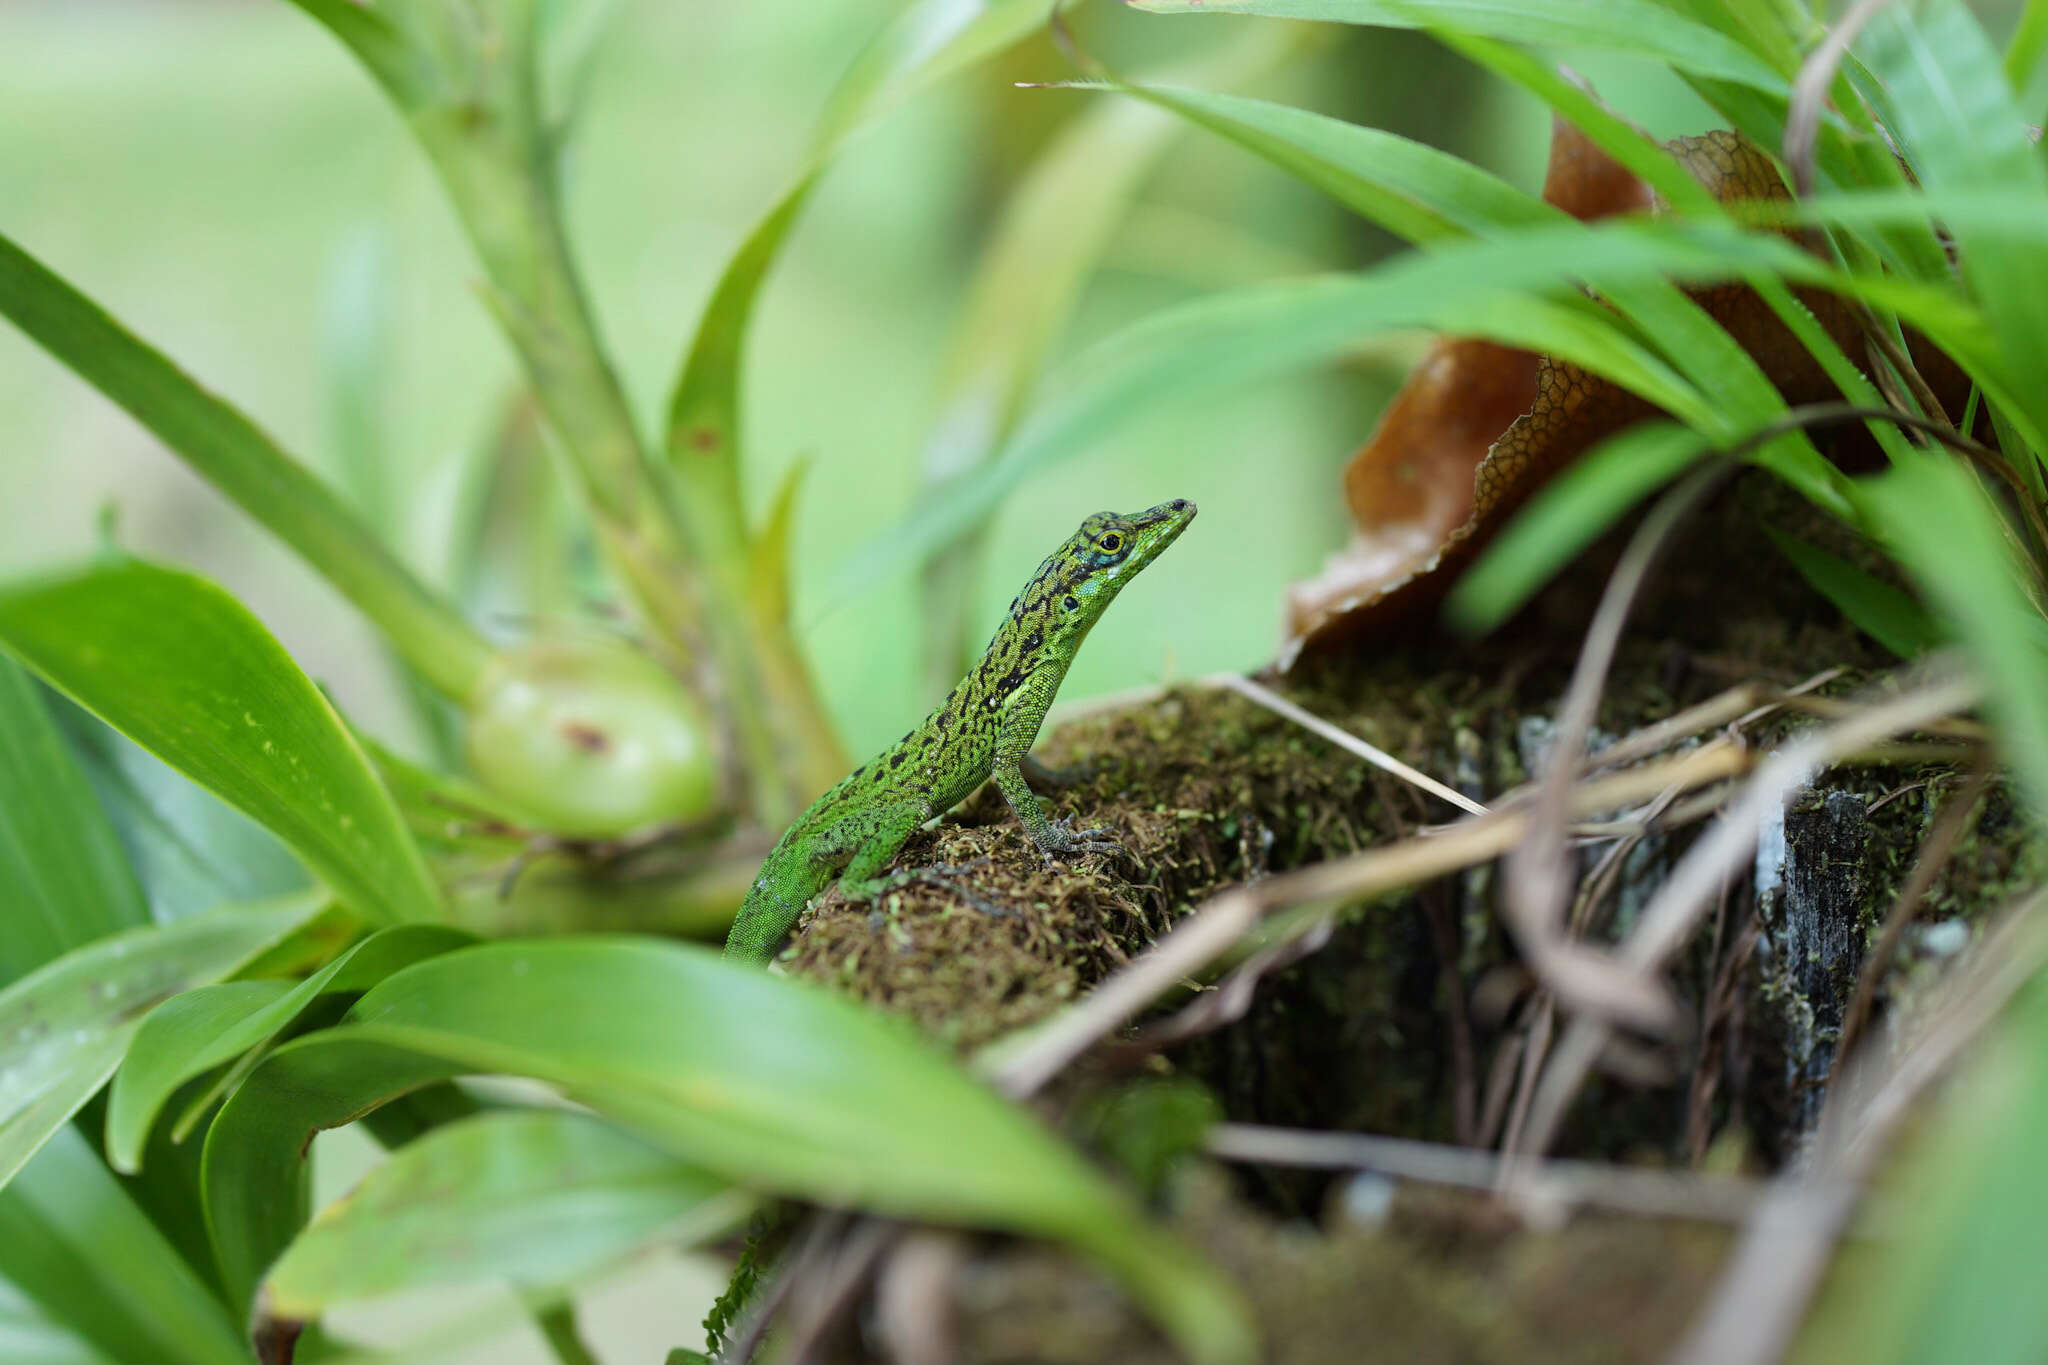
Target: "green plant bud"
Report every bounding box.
[465,639,716,838]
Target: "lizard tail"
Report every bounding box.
[722,880,810,964]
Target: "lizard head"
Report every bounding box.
[1036,498,1197,646]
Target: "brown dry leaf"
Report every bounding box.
[1281,127,1865,668]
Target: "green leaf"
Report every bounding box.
[0,656,147,983]
[1861,456,2048,821]
[1110,80,1844,505]
[0,1274,108,1365]
[1811,966,2048,1363]
[1127,0,1789,93]
[1106,81,1553,246]
[0,893,325,1194]
[107,924,472,1174]
[0,559,444,926]
[1859,0,2048,449]
[662,0,1061,496]
[262,1109,742,1318]
[1764,527,1943,661]
[58,706,311,923]
[205,939,1255,1362]
[0,229,489,700]
[833,208,1932,602]
[0,1128,246,1365]
[1446,423,1711,633]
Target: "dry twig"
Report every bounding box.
[1516,667,1982,1160]
[1207,1122,1766,1224]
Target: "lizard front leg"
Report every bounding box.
[993,669,1127,863]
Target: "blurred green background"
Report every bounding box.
[0,3,1961,1361]
[0,0,1650,765]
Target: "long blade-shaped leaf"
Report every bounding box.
[0,1274,107,1365]
[57,707,309,924]
[1858,0,2048,447]
[262,1109,742,1318]
[662,0,1061,501]
[1764,527,1943,661]
[0,894,325,1193]
[1861,457,2048,821]
[0,560,444,925]
[0,230,488,699]
[1108,80,1842,502]
[205,939,1256,1363]
[0,657,147,983]
[827,211,1940,603]
[1127,0,1788,92]
[106,924,472,1173]
[0,1128,246,1365]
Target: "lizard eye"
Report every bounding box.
[1098,532,1123,553]
[1063,595,1079,610]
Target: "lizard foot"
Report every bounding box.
[1035,814,1131,867]
[852,859,1013,917]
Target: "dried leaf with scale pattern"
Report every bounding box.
[1281,127,1877,668]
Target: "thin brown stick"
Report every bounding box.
[1504,465,1730,1032]
[1220,673,1487,815]
[1208,1122,1766,1224]
[721,1211,850,1365]
[1577,682,1770,774]
[1784,0,1897,198]
[1498,997,1556,1160]
[778,1221,907,1365]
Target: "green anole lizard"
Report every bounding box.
[724,499,1196,963]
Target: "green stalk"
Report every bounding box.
[0,232,492,701]
[284,0,829,821]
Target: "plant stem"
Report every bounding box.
[308,0,842,822]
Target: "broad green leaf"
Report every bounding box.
[1861,457,2048,821]
[205,939,1256,1363]
[263,1109,743,1318]
[1127,0,1789,93]
[0,230,488,700]
[0,559,444,925]
[0,1128,245,1365]
[107,924,473,1174]
[57,705,310,923]
[0,1273,107,1365]
[1764,527,1943,661]
[1446,423,1711,633]
[0,657,147,983]
[0,893,326,1192]
[1859,0,2048,450]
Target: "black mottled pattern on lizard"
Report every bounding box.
[722,498,1196,963]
